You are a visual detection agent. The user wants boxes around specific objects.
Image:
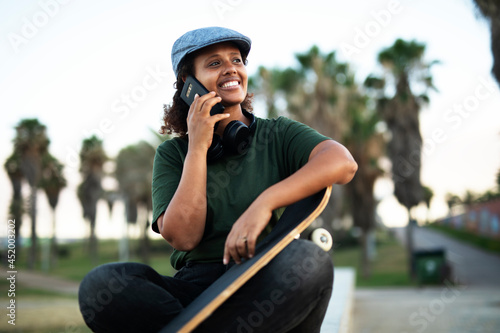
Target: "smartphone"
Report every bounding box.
[180,75,225,116]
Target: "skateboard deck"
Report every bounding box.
[160,186,332,333]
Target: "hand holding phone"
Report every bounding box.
[180,76,225,115]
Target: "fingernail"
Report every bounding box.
[223,258,228,265]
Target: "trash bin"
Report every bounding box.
[413,248,446,284]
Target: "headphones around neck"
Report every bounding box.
[207,110,256,163]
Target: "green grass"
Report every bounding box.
[14,235,413,288]
[11,238,177,283]
[0,233,413,331]
[0,277,76,298]
[427,223,500,254]
[332,235,414,287]
[0,238,176,333]
[0,294,90,333]
[5,234,416,291]
[9,325,91,333]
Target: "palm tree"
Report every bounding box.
[445,193,462,215]
[496,168,500,192]
[282,46,352,141]
[115,141,156,264]
[473,0,500,85]
[251,46,386,277]
[343,92,385,278]
[13,119,50,269]
[248,66,294,119]
[78,136,106,266]
[365,39,438,277]
[252,46,355,235]
[463,190,477,208]
[39,154,66,270]
[422,185,434,224]
[4,153,24,259]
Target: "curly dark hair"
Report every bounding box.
[160,49,253,137]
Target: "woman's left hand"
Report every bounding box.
[223,139,358,265]
[223,198,272,265]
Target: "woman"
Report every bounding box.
[79,27,357,333]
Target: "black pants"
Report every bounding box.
[78,239,334,332]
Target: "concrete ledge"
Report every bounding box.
[321,267,356,333]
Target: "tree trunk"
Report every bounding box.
[51,208,58,269]
[406,213,416,279]
[42,208,58,272]
[320,187,343,234]
[28,186,37,270]
[10,177,23,263]
[141,218,151,265]
[360,229,371,279]
[89,217,98,266]
[119,220,129,262]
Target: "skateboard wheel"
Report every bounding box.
[310,228,333,251]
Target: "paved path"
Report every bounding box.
[2,270,84,332]
[352,227,500,333]
[393,226,500,287]
[18,270,80,295]
[353,287,500,333]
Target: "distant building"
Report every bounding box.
[438,199,500,240]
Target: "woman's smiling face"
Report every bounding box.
[192,42,248,108]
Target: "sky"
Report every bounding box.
[1,0,499,240]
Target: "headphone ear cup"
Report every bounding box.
[206,112,255,163]
[207,135,224,163]
[223,120,251,155]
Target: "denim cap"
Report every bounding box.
[171,27,251,78]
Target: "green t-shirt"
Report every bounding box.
[152,116,330,270]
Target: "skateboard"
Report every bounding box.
[160,186,332,333]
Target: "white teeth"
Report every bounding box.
[222,81,239,88]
